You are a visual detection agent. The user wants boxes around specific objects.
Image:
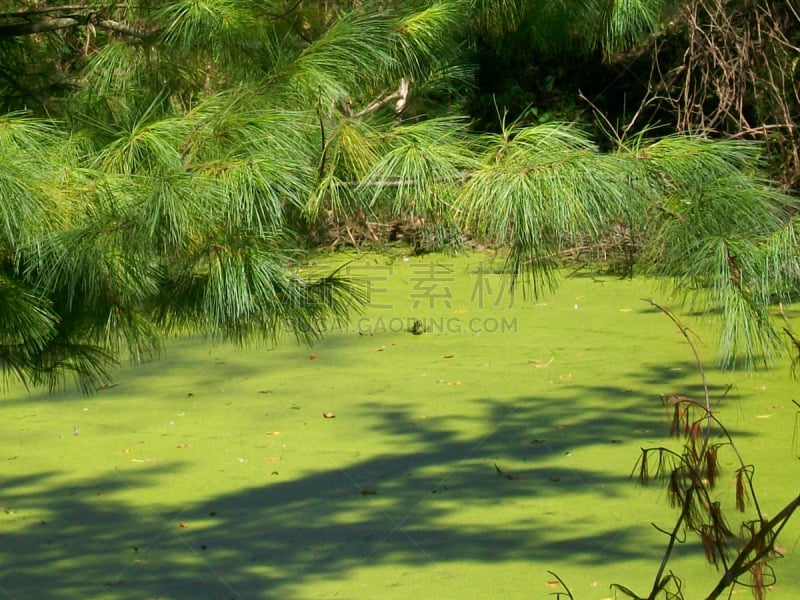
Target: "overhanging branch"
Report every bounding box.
[95,18,148,38]
[0,5,86,19]
[0,10,148,39]
[0,15,86,37]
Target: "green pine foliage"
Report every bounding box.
[0,0,798,390]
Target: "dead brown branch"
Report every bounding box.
[633,0,800,187]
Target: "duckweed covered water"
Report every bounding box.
[1,252,798,599]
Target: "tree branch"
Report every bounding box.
[262,0,304,20]
[0,5,92,19]
[340,78,410,118]
[0,9,148,39]
[704,492,800,600]
[0,15,86,37]
[95,18,148,39]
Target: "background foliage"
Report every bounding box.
[0,0,798,390]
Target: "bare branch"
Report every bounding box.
[0,7,148,39]
[0,15,86,37]
[0,5,95,19]
[704,492,800,600]
[628,0,800,186]
[95,18,147,39]
[262,0,304,20]
[341,78,410,118]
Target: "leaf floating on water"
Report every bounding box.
[267,456,281,463]
[546,580,561,588]
[528,358,554,368]
[323,412,336,419]
[494,463,522,480]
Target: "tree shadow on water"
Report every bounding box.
[0,386,705,600]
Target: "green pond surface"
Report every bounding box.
[1,252,798,600]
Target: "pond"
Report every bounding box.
[1,252,798,599]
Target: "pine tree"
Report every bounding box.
[0,1,796,389]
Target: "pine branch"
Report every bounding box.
[0,5,100,19]
[95,18,148,39]
[0,12,148,39]
[341,78,410,118]
[262,0,304,20]
[0,15,88,37]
